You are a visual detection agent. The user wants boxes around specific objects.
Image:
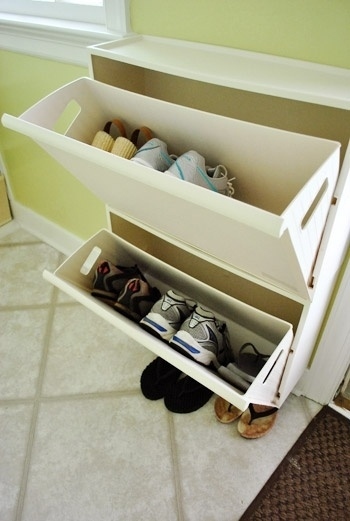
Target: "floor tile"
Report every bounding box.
[0,308,49,399]
[0,226,328,521]
[0,243,60,307]
[0,404,33,521]
[42,305,155,396]
[173,394,321,521]
[0,226,39,245]
[22,396,178,521]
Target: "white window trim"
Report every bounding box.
[0,1,133,66]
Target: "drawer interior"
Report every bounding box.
[109,213,304,332]
[45,227,294,410]
[91,55,350,165]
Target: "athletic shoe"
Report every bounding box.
[165,150,233,196]
[114,277,161,322]
[140,290,196,341]
[91,260,144,304]
[170,306,230,366]
[130,138,175,171]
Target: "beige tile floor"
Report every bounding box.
[0,223,322,521]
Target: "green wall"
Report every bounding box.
[1,1,349,239]
[0,52,107,239]
[131,0,350,68]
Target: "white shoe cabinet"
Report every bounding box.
[2,35,350,411]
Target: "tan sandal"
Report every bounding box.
[237,403,278,439]
[214,396,244,424]
[111,125,153,159]
[91,119,126,152]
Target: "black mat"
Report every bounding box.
[240,406,350,521]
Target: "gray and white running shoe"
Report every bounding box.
[170,305,230,366]
[140,290,196,341]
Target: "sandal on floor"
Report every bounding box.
[140,357,182,400]
[214,396,244,424]
[237,403,278,439]
[238,343,270,377]
[164,376,213,413]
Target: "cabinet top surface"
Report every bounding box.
[89,35,350,110]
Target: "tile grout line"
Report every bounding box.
[14,286,59,521]
[167,413,186,521]
[0,241,43,249]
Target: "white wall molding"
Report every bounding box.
[10,200,83,256]
[0,14,131,66]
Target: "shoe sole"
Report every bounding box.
[140,313,178,342]
[130,157,154,168]
[91,290,118,308]
[113,302,141,322]
[170,331,216,366]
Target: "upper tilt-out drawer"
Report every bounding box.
[1,77,340,299]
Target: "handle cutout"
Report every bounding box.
[53,99,81,135]
[301,178,329,230]
[80,246,102,275]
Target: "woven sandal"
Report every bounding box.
[111,126,153,159]
[238,342,270,377]
[214,396,244,424]
[237,403,278,439]
[91,119,126,152]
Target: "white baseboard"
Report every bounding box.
[10,200,83,255]
[329,402,350,420]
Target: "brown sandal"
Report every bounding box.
[214,396,244,424]
[237,403,278,438]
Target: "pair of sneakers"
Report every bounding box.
[91,260,161,322]
[139,289,230,367]
[131,138,234,197]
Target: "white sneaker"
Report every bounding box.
[131,138,175,171]
[165,151,234,196]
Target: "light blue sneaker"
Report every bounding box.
[165,150,233,196]
[131,138,175,171]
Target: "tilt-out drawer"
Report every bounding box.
[2,77,340,300]
[43,228,293,411]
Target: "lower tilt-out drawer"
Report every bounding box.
[43,228,293,410]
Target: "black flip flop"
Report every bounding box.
[164,375,213,413]
[238,342,270,377]
[140,357,182,400]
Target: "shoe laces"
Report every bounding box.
[226,177,235,197]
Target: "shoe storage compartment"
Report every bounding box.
[43,228,293,411]
[2,77,340,299]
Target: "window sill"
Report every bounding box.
[0,13,132,66]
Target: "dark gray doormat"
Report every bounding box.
[240,406,350,521]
